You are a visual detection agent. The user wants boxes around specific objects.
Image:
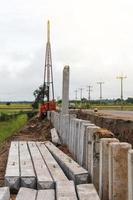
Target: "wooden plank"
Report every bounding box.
[0,187,10,200]
[37,142,68,183]
[37,189,55,200]
[45,141,88,184]
[28,142,54,189]
[5,142,20,191]
[76,184,100,200]
[51,128,61,145]
[56,181,77,200]
[19,142,36,188]
[16,187,37,200]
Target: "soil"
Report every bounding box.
[0,115,71,200]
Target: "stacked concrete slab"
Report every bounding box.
[15,182,102,200]
[28,141,54,189]
[76,184,100,200]
[37,142,68,183]
[56,181,77,200]
[45,141,88,184]
[0,187,10,200]
[37,190,55,200]
[19,141,36,188]
[16,188,37,200]
[5,141,20,191]
[4,141,68,191]
[16,187,55,200]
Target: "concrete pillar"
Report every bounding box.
[128,149,133,200]
[61,66,70,115]
[109,142,131,200]
[99,138,119,200]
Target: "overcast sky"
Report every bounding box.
[0,0,133,101]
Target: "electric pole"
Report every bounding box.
[97,82,104,103]
[87,85,93,102]
[79,88,84,100]
[74,89,78,100]
[116,75,127,109]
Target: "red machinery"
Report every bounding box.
[39,101,56,118]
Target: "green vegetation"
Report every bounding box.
[0,114,28,144]
[0,103,32,114]
[57,98,133,111]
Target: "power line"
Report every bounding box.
[86,85,93,101]
[97,82,104,103]
[74,89,78,100]
[79,88,84,100]
[116,75,127,103]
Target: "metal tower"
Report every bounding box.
[44,20,54,102]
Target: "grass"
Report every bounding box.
[73,103,133,111]
[89,105,133,111]
[0,103,33,114]
[0,103,32,108]
[0,114,28,144]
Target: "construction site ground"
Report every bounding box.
[0,116,70,200]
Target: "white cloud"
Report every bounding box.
[0,0,132,100]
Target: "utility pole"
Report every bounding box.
[79,88,84,100]
[74,89,78,100]
[97,82,104,103]
[116,75,127,109]
[74,89,78,107]
[87,85,93,102]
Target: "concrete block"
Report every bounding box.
[99,138,119,200]
[28,142,54,189]
[45,141,88,184]
[65,114,70,146]
[56,181,77,200]
[51,128,61,145]
[0,187,10,200]
[47,111,51,120]
[16,187,37,200]
[37,189,55,200]
[61,66,70,115]
[5,142,20,191]
[80,122,94,167]
[109,142,131,200]
[19,142,36,188]
[37,142,68,183]
[128,149,133,200]
[85,125,101,191]
[86,126,100,174]
[76,184,100,200]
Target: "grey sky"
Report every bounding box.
[0,0,132,101]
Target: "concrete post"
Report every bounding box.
[61,66,70,115]
[128,149,133,200]
[99,138,119,200]
[86,126,100,189]
[109,142,131,200]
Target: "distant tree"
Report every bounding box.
[57,99,62,104]
[114,98,121,104]
[6,102,11,106]
[81,98,87,103]
[126,97,133,104]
